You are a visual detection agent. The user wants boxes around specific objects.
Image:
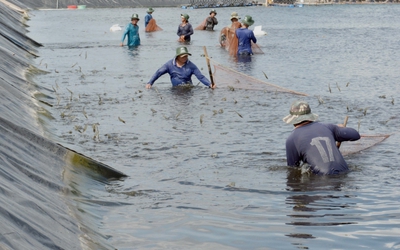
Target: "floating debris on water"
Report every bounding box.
[379,95,386,99]
[228,86,235,91]
[336,82,341,92]
[200,114,204,124]
[118,117,125,123]
[82,107,88,119]
[74,125,83,133]
[175,110,182,120]
[92,123,100,141]
[226,182,235,187]
[317,95,324,105]
[346,82,350,87]
[234,111,243,118]
[98,95,103,105]
[328,83,331,93]
[262,71,268,79]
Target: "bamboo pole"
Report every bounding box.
[203,46,215,88]
[336,116,349,148]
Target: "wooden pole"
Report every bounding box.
[203,46,215,88]
[336,116,349,149]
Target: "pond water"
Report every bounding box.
[28,4,400,249]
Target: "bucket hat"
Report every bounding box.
[283,100,319,125]
[181,13,190,21]
[147,7,154,13]
[242,15,254,26]
[175,46,192,57]
[230,12,240,20]
[210,9,217,15]
[131,13,140,20]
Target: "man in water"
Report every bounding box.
[120,14,140,47]
[146,46,215,89]
[144,7,154,28]
[235,15,257,56]
[177,13,193,43]
[283,100,360,175]
[205,9,218,31]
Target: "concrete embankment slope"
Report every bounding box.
[0,0,127,249]
[8,0,189,9]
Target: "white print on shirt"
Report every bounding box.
[310,137,335,163]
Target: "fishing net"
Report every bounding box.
[145,19,162,32]
[219,23,263,56]
[220,23,241,56]
[340,134,390,156]
[194,18,207,30]
[209,59,307,95]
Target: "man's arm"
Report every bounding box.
[191,63,211,87]
[251,31,257,44]
[120,25,129,46]
[286,137,301,167]
[333,125,361,142]
[147,62,170,86]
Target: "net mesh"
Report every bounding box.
[145,19,162,32]
[210,60,307,95]
[219,23,241,56]
[219,23,264,55]
[340,134,390,156]
[195,18,207,30]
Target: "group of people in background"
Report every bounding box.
[120,8,258,58]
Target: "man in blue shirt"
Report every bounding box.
[144,7,154,28]
[146,46,215,89]
[235,15,257,56]
[120,14,140,47]
[283,100,360,175]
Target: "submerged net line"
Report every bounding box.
[209,58,307,96]
[340,134,390,156]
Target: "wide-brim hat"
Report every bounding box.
[147,7,154,13]
[181,13,189,20]
[175,46,192,57]
[230,12,240,20]
[242,15,254,26]
[283,100,319,125]
[210,9,217,15]
[131,13,140,20]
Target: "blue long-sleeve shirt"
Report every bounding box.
[121,23,140,46]
[235,28,257,55]
[144,14,152,27]
[148,58,211,87]
[285,122,360,175]
[177,23,194,41]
